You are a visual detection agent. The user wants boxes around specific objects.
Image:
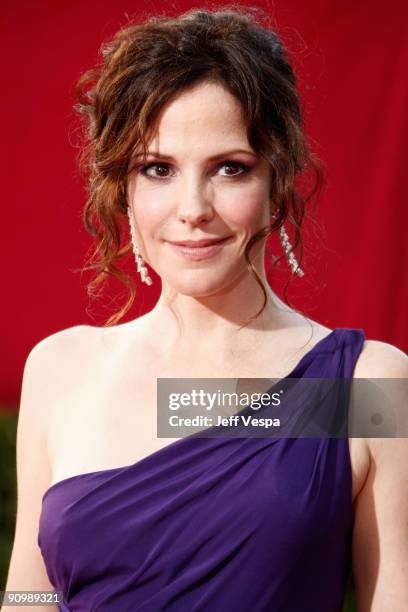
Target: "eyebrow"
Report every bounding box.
[132,149,258,161]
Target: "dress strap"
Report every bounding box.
[334,328,366,378]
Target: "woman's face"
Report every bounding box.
[127,80,272,296]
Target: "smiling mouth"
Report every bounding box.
[167,236,233,260]
[168,237,232,247]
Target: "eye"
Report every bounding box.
[139,163,173,179]
[217,161,250,177]
[138,160,251,180]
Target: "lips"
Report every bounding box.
[167,236,232,261]
[169,237,230,247]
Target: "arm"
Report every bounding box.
[3,328,85,611]
[352,340,408,611]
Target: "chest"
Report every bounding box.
[47,354,370,503]
[39,435,353,610]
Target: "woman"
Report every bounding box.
[5,6,408,612]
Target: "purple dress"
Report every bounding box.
[38,327,365,611]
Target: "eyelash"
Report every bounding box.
[138,160,251,180]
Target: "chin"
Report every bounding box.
[165,272,231,298]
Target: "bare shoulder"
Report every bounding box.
[27,324,108,377]
[4,324,101,595]
[353,337,408,452]
[27,318,149,413]
[22,324,110,429]
[353,338,408,377]
[30,324,97,358]
[350,339,408,609]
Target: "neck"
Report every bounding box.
[147,269,301,358]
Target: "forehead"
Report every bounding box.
[146,81,249,153]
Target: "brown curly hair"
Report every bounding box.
[73,4,324,327]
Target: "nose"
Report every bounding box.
[176,178,214,226]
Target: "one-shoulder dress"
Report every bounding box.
[38,327,365,611]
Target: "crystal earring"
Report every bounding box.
[126,206,153,286]
[272,214,304,277]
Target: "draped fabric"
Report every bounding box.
[38,328,365,611]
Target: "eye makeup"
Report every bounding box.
[137,160,253,180]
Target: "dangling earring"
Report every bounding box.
[126,206,153,286]
[272,214,304,277]
[279,225,304,277]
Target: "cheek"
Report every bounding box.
[129,183,269,235]
[131,193,169,232]
[222,192,268,230]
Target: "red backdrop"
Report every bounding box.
[2,0,407,407]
